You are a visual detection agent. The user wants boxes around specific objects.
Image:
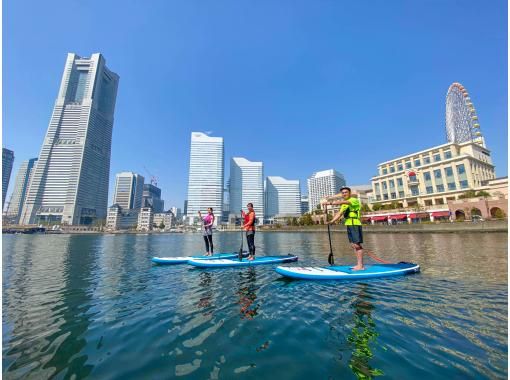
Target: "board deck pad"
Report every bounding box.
[188,255,298,268]
[152,252,248,265]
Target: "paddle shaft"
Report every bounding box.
[326,205,334,265]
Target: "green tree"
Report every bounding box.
[159,221,165,229]
[372,203,382,211]
[360,203,371,212]
[458,190,477,199]
[476,190,491,198]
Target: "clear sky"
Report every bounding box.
[4,0,507,210]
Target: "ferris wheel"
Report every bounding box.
[445,82,483,144]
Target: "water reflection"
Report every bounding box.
[237,268,260,319]
[197,272,214,315]
[347,284,383,380]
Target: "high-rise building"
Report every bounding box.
[230,157,264,224]
[186,132,224,224]
[300,195,309,215]
[20,53,119,225]
[2,148,15,208]
[307,169,346,212]
[142,183,164,212]
[265,176,301,221]
[113,172,144,210]
[6,158,37,224]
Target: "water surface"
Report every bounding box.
[3,231,508,379]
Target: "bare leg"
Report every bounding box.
[351,243,365,271]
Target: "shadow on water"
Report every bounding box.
[237,268,260,320]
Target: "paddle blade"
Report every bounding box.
[328,252,335,265]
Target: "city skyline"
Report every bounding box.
[4,1,507,210]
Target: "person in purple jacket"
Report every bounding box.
[198,208,215,256]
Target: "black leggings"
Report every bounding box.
[203,235,213,253]
[246,231,255,256]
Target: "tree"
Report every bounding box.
[159,221,165,229]
[476,190,491,198]
[300,213,314,226]
[326,213,333,222]
[360,203,371,212]
[372,203,382,211]
[458,190,477,199]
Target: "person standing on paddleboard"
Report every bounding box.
[198,208,215,256]
[241,203,256,261]
[324,187,365,271]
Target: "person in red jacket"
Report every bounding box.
[241,203,256,261]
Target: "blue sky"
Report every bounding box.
[4,0,507,210]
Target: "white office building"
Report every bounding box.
[307,169,346,212]
[230,157,264,224]
[20,53,119,225]
[3,148,15,209]
[113,172,144,210]
[265,176,301,221]
[186,132,224,224]
[6,158,38,224]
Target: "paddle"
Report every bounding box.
[238,211,244,261]
[326,204,335,265]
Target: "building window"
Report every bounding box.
[405,161,412,169]
[398,191,404,198]
[397,178,403,186]
[375,183,380,193]
[436,184,445,192]
[397,164,403,171]
[434,153,441,162]
[382,182,387,190]
[457,164,466,175]
[383,194,389,200]
[434,169,442,179]
[459,180,468,189]
[424,172,431,181]
[411,187,419,196]
[389,180,395,188]
[424,200,433,206]
[390,166,395,173]
[447,182,456,190]
[444,151,452,159]
[376,195,381,201]
[382,168,387,175]
[426,186,433,194]
[391,192,396,199]
[444,167,453,177]
[414,159,421,167]
[423,156,431,164]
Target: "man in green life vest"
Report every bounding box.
[323,186,365,270]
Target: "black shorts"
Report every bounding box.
[347,225,363,244]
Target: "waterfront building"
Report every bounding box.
[6,158,38,224]
[300,195,309,215]
[370,140,496,209]
[170,207,182,221]
[106,204,139,231]
[137,207,154,231]
[307,169,346,212]
[229,157,264,224]
[20,53,119,225]
[2,148,14,208]
[113,172,144,210]
[186,132,224,224]
[153,212,174,231]
[142,183,164,212]
[265,176,301,223]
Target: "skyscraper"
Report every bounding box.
[307,169,346,212]
[113,172,144,210]
[2,148,14,209]
[20,53,119,225]
[142,183,164,212]
[6,158,37,224]
[230,157,264,223]
[265,176,301,221]
[186,132,224,223]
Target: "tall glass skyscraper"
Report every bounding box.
[2,148,14,209]
[6,158,37,224]
[307,169,346,212]
[20,53,119,225]
[186,132,224,223]
[230,157,264,223]
[265,176,301,220]
[113,172,145,210]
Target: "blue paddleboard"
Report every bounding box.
[188,255,298,268]
[275,262,420,280]
[152,252,248,265]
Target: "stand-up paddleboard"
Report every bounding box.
[188,255,298,268]
[152,252,248,265]
[275,262,420,280]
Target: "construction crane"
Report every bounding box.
[143,166,159,187]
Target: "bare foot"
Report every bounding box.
[248,255,254,261]
[351,266,365,271]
